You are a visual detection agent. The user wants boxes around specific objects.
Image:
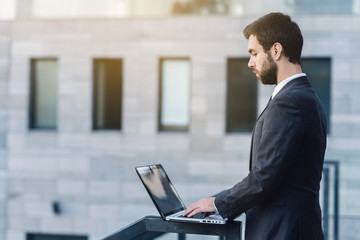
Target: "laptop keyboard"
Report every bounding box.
[174,211,207,219]
[191,212,207,219]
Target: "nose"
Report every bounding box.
[248,57,255,68]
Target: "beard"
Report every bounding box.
[258,52,278,85]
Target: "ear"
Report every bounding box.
[272,42,283,61]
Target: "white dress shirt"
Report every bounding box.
[272,73,306,99]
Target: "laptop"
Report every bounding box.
[135,164,227,224]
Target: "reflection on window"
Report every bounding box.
[29,0,358,18]
[29,58,58,129]
[172,0,229,15]
[294,0,353,14]
[93,59,123,130]
[226,58,257,133]
[301,58,331,133]
[159,58,190,131]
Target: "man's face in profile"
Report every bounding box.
[247,35,277,85]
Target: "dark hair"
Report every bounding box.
[243,12,303,64]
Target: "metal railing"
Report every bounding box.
[102,160,339,240]
[322,160,340,240]
[101,216,242,240]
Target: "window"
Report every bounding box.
[27,233,87,240]
[93,58,123,130]
[172,0,229,14]
[301,58,331,132]
[226,58,257,133]
[294,0,353,14]
[29,58,58,129]
[159,58,191,131]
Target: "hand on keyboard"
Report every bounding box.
[191,212,207,219]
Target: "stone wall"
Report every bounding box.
[0,21,10,240]
[3,15,360,240]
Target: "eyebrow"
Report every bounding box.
[248,49,256,54]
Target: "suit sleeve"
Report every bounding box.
[215,95,305,220]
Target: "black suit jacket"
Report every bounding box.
[215,76,327,240]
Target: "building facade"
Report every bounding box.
[1,1,360,240]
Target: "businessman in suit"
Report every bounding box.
[183,12,327,239]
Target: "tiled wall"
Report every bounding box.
[3,15,360,240]
[0,21,10,240]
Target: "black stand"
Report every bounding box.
[101,216,242,240]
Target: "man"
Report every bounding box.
[183,12,327,239]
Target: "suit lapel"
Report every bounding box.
[248,76,310,171]
[249,97,272,170]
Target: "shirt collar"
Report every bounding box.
[272,73,306,99]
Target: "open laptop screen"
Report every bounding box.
[136,164,186,217]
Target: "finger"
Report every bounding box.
[184,207,197,217]
[183,202,197,216]
[182,208,189,216]
[188,208,200,217]
[183,206,194,216]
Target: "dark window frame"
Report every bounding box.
[27,233,87,240]
[158,57,191,132]
[301,57,331,133]
[226,57,258,133]
[29,57,58,130]
[92,58,123,131]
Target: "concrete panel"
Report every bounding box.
[2,14,360,240]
